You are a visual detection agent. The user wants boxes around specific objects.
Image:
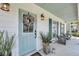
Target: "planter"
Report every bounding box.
[40,32,52,54]
[43,43,50,54]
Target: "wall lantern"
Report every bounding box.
[41,14,44,20]
[0,3,10,11]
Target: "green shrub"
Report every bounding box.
[0,31,15,56]
[72,32,79,37]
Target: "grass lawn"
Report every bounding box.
[72,32,79,37]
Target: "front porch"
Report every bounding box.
[0,3,79,56]
[39,36,79,56]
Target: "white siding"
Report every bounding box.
[0,3,65,55]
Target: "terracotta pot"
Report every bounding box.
[43,43,50,54]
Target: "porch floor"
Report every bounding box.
[39,37,79,56]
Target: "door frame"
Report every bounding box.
[19,9,37,56]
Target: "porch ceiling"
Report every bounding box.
[35,3,78,22]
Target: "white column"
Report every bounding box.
[78,3,79,20]
[58,22,60,35]
[77,3,79,32]
[64,23,66,34]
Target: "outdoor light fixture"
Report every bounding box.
[0,3,10,11]
[41,14,44,20]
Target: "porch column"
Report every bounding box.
[64,23,67,34]
[77,3,79,21]
[66,22,71,34]
[58,22,60,35]
[77,3,79,32]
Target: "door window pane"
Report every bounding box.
[23,12,34,32]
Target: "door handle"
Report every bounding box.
[35,30,36,38]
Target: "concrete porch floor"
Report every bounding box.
[39,37,79,56]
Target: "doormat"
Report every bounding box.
[31,52,42,56]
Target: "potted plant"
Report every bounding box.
[0,31,15,56]
[40,32,52,54]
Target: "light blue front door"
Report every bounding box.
[19,9,37,55]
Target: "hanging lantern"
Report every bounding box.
[41,14,44,20]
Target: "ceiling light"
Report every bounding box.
[0,3,10,11]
